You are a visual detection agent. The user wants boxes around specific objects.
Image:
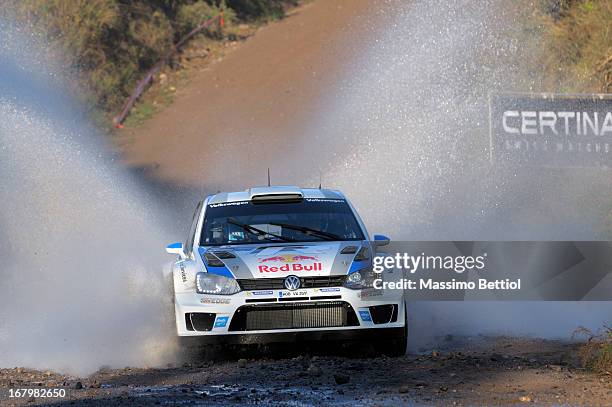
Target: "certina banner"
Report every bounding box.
[489,93,612,167]
[367,241,612,301]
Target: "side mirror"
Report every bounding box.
[166,242,185,256]
[373,234,390,247]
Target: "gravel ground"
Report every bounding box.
[1,336,610,406]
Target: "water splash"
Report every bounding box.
[291,1,604,239]
[0,18,176,375]
[288,0,610,342]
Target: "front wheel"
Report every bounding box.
[381,304,407,357]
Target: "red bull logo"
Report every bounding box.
[258,262,322,273]
[257,253,322,273]
[258,254,319,263]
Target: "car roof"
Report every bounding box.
[207,186,346,204]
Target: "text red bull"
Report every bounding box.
[258,262,323,273]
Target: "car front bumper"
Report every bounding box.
[175,286,405,338]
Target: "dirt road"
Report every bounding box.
[120,0,376,190]
[1,336,609,406]
[82,2,612,406]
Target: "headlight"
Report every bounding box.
[196,272,241,295]
[344,269,378,289]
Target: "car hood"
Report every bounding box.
[203,242,362,279]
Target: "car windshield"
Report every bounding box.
[200,198,365,246]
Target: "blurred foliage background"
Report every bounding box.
[539,0,612,93]
[5,0,298,114]
[3,0,610,120]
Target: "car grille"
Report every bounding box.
[238,275,346,291]
[228,301,359,331]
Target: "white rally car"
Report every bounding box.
[166,186,406,355]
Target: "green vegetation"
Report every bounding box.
[6,0,298,116]
[539,0,612,93]
[574,326,612,374]
[6,0,608,125]
[226,0,293,20]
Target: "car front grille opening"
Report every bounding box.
[229,301,359,331]
[368,304,398,325]
[278,297,309,302]
[238,275,346,291]
[245,298,277,303]
[244,294,342,303]
[310,295,342,300]
[185,312,216,331]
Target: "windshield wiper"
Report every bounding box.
[227,218,294,242]
[268,222,343,241]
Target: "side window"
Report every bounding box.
[184,201,203,257]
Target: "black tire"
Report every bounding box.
[176,337,222,362]
[382,304,408,357]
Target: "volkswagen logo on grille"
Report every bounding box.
[284,275,301,291]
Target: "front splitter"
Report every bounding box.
[178,326,405,345]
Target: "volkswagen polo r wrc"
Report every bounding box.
[165,186,407,355]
